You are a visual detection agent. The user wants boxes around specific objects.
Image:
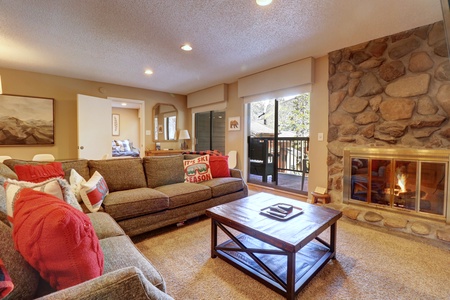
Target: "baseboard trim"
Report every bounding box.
[247,183,308,202]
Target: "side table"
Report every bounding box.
[311,192,330,204]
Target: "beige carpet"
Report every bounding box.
[133,215,450,300]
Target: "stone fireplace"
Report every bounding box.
[327,20,450,205]
[325,20,450,242]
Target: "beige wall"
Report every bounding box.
[308,56,329,196]
[0,67,187,160]
[225,82,245,169]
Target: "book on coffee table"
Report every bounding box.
[260,203,303,220]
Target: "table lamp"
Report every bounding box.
[179,130,190,150]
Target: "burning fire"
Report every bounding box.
[396,166,408,192]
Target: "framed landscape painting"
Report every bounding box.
[0,94,54,145]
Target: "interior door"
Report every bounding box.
[77,94,112,159]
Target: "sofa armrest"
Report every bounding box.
[37,267,174,300]
[230,168,243,179]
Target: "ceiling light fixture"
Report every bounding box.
[181,44,192,51]
[144,69,153,75]
[121,103,127,106]
[256,0,272,6]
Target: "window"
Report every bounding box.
[164,115,176,140]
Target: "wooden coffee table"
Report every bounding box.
[205,192,342,300]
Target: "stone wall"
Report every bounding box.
[327,21,450,203]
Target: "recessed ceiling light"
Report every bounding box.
[256,0,272,6]
[181,44,192,51]
[121,103,127,106]
[144,69,153,75]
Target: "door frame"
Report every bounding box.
[108,97,145,157]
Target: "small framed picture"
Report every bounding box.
[228,116,240,131]
[112,114,120,136]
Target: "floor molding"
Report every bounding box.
[247,183,308,202]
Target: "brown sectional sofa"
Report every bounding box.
[3,154,248,236]
[0,154,247,299]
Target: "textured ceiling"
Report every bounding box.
[0,0,444,95]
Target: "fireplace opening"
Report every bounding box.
[344,148,449,222]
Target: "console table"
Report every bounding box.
[145,150,187,156]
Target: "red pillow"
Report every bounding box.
[209,155,231,178]
[14,162,64,183]
[12,188,104,290]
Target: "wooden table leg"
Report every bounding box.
[211,219,218,258]
[286,252,296,300]
[330,221,337,259]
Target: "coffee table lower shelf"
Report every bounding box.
[213,232,333,299]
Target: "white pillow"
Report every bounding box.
[79,171,109,213]
[69,169,87,203]
[4,177,82,225]
[115,140,124,151]
[122,140,131,152]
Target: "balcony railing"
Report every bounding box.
[248,137,309,176]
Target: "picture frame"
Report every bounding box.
[228,116,240,131]
[112,114,120,136]
[0,94,54,146]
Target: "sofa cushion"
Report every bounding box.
[103,188,169,221]
[0,221,39,299]
[80,171,109,213]
[209,155,231,178]
[143,155,185,188]
[198,177,245,198]
[0,163,17,180]
[183,155,213,183]
[100,235,166,292]
[14,162,65,183]
[87,212,126,239]
[88,158,147,192]
[12,189,104,291]
[154,183,211,209]
[2,159,42,172]
[61,159,90,181]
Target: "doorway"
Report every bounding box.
[76,94,145,160]
[247,94,310,194]
[109,97,145,157]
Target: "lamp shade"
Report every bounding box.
[179,130,190,140]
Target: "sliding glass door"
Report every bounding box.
[248,94,310,193]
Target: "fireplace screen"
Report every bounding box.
[345,148,449,219]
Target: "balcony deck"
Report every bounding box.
[248,172,308,193]
[248,136,309,194]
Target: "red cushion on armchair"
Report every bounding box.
[12,188,104,290]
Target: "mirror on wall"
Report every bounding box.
[153,104,178,141]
